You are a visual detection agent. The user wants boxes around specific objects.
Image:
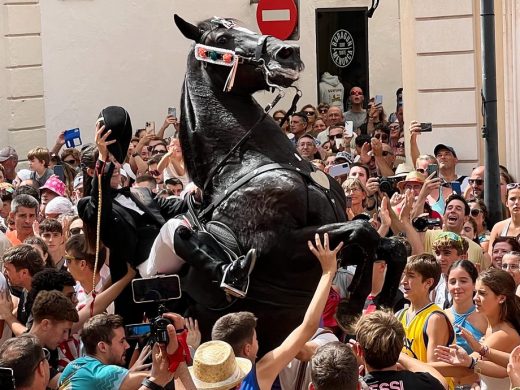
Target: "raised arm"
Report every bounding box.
[256,233,342,390]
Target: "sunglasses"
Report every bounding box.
[350,91,363,96]
[318,108,328,114]
[468,179,484,186]
[416,168,426,174]
[329,134,343,140]
[64,159,77,165]
[69,227,82,236]
[374,133,388,141]
[470,208,482,217]
[507,183,520,190]
[151,149,167,155]
[396,142,405,148]
[274,116,284,122]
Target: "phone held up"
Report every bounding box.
[426,163,438,177]
[168,107,176,117]
[344,121,354,138]
[419,122,432,132]
[374,95,383,106]
[145,121,155,134]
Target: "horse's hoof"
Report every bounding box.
[220,248,257,298]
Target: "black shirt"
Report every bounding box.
[363,370,445,390]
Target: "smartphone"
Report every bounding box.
[419,122,432,132]
[344,121,354,137]
[53,165,66,183]
[450,181,462,195]
[426,164,438,177]
[168,107,177,117]
[145,121,155,134]
[64,128,82,148]
[335,137,344,150]
[125,323,152,339]
[345,196,353,208]
[0,368,15,390]
[374,95,383,106]
[132,274,181,303]
[329,163,350,178]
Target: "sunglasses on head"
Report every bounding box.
[470,208,482,217]
[468,179,484,186]
[507,183,520,190]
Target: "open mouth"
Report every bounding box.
[266,61,301,87]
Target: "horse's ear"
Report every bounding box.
[174,14,203,42]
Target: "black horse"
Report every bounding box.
[173,15,406,355]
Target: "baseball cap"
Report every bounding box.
[0,146,18,162]
[434,144,457,158]
[334,151,353,164]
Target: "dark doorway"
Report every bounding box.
[316,8,369,110]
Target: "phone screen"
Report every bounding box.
[168,107,177,117]
[374,95,383,106]
[125,323,152,339]
[0,368,15,390]
[344,121,354,137]
[427,164,438,177]
[132,275,181,303]
[53,165,66,183]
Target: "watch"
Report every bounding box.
[141,378,164,390]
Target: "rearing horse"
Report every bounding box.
[173,15,406,355]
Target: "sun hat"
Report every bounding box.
[189,340,252,390]
[40,175,66,197]
[397,171,426,191]
[389,163,413,179]
[16,169,32,182]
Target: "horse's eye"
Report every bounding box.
[216,36,228,45]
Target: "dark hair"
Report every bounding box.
[80,143,99,196]
[405,253,441,292]
[291,112,308,124]
[310,342,358,390]
[65,233,106,273]
[467,198,489,228]
[349,163,370,179]
[27,269,76,314]
[493,236,520,252]
[60,148,80,163]
[445,193,470,216]
[0,334,45,388]
[355,310,405,370]
[165,177,183,187]
[478,268,520,332]
[32,290,79,323]
[81,314,125,355]
[355,134,371,148]
[2,244,45,277]
[13,185,41,203]
[211,312,257,357]
[39,218,63,234]
[23,236,52,268]
[135,174,155,184]
[448,260,479,283]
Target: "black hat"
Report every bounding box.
[434,144,457,158]
[97,106,132,164]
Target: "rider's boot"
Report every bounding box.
[173,225,256,298]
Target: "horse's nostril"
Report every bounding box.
[276,46,294,60]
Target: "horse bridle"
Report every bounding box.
[195,18,302,192]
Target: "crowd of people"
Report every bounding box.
[0,85,519,390]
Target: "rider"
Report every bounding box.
[78,107,256,323]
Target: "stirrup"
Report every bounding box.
[221,277,250,298]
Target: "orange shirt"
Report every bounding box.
[6,230,22,246]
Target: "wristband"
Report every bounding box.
[468,356,477,369]
[141,378,164,390]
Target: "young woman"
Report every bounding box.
[310,117,327,139]
[490,236,520,270]
[467,198,490,251]
[434,268,520,390]
[300,104,317,133]
[489,183,520,252]
[461,217,479,244]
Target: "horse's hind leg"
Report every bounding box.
[374,237,407,310]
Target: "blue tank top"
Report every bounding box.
[451,306,484,354]
[241,364,260,390]
[430,185,445,215]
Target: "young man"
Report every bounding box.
[39,218,66,269]
[431,232,468,309]
[396,253,454,363]
[28,290,79,388]
[309,341,359,390]
[27,147,54,187]
[6,194,39,245]
[0,334,50,390]
[0,244,45,335]
[59,313,190,390]
[354,310,447,389]
[211,233,342,390]
[165,177,183,197]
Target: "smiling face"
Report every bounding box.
[444,199,467,232]
[492,242,513,269]
[502,253,520,286]
[448,266,475,305]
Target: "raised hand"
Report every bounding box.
[308,233,343,275]
[94,122,116,162]
[185,317,201,351]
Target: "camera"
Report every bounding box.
[125,310,172,344]
[378,177,398,196]
[412,217,442,232]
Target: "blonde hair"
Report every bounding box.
[341,177,368,208]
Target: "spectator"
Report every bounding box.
[27,147,54,188]
[156,113,180,140]
[301,104,318,133]
[328,124,348,154]
[211,233,342,390]
[157,137,190,188]
[354,310,447,389]
[489,183,520,251]
[188,340,252,390]
[317,103,329,117]
[165,177,183,197]
[38,218,66,269]
[345,86,367,132]
[372,125,389,144]
[39,175,67,211]
[490,236,520,270]
[465,166,485,200]
[24,235,52,267]
[0,245,44,335]
[60,148,81,170]
[6,194,39,245]
[44,196,74,219]
[316,106,344,145]
[0,334,49,390]
[71,173,83,204]
[461,216,479,244]
[309,341,359,390]
[348,163,370,186]
[297,134,319,161]
[289,112,308,141]
[147,154,164,188]
[501,251,520,296]
[59,313,190,389]
[28,290,79,388]
[310,117,327,138]
[66,215,83,238]
[0,146,18,183]
[0,183,14,231]
[134,174,157,193]
[342,178,369,219]
[396,253,454,364]
[272,109,290,134]
[467,198,490,250]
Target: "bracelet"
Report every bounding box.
[468,356,477,369]
[479,344,489,358]
[141,378,164,390]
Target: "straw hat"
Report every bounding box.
[397,171,426,191]
[189,341,252,390]
[390,162,413,178]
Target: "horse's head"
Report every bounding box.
[174,15,304,93]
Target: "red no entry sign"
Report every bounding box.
[256,0,298,40]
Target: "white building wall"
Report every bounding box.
[38,0,402,147]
